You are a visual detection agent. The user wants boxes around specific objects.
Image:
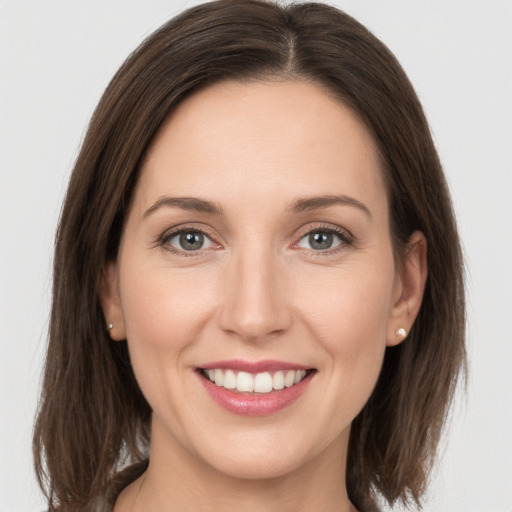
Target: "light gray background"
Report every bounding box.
[1,1,511,511]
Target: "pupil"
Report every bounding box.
[309,232,332,250]
[180,232,203,250]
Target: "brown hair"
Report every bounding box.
[33,1,466,511]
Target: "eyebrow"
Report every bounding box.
[288,195,372,218]
[143,196,224,219]
[143,194,371,219]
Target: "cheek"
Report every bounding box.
[117,262,219,400]
[120,264,213,344]
[298,262,394,342]
[293,259,395,398]
[117,261,226,433]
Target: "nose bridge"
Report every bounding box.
[218,236,290,340]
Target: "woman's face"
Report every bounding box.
[103,80,417,480]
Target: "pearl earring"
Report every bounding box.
[107,322,114,330]
[396,327,407,338]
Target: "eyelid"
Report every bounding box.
[156,223,223,255]
[155,221,354,256]
[291,223,355,253]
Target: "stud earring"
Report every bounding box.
[396,327,407,338]
[107,322,114,330]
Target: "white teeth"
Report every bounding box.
[204,368,310,393]
[254,372,273,393]
[223,369,237,389]
[294,370,306,384]
[273,370,285,390]
[284,370,295,388]
[214,369,224,387]
[236,371,254,392]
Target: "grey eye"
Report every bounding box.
[168,231,214,251]
[309,232,333,250]
[298,230,342,251]
[180,232,204,250]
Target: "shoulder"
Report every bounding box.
[107,459,149,512]
[83,496,113,512]
[44,460,148,512]
[44,502,112,512]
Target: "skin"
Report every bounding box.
[102,80,427,512]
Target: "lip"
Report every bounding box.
[199,359,310,373]
[196,361,315,416]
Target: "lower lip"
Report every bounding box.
[197,371,314,416]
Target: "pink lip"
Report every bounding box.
[199,359,310,373]
[197,368,314,417]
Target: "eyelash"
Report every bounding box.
[293,223,354,256]
[156,223,354,257]
[156,224,221,257]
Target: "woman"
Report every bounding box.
[33,1,466,511]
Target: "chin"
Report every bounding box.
[208,450,307,480]
[190,425,340,482]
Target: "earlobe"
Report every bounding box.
[387,231,428,346]
[99,261,126,341]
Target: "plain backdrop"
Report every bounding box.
[1,1,511,511]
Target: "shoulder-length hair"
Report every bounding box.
[33,1,466,511]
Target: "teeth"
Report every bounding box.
[273,370,285,390]
[294,370,307,384]
[284,370,295,388]
[214,369,223,386]
[204,368,310,394]
[223,369,237,389]
[237,371,254,392]
[254,372,273,393]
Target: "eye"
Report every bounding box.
[164,229,217,252]
[296,228,351,252]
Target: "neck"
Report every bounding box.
[127,417,354,512]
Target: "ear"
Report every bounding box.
[387,231,428,346]
[99,260,126,341]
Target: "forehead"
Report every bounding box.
[137,80,386,217]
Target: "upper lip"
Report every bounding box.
[198,359,312,373]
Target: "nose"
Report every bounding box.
[218,244,292,342]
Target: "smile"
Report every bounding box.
[201,368,309,394]
[197,360,316,416]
